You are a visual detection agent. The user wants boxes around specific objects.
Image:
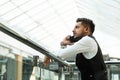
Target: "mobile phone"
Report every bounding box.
[69,36,81,42]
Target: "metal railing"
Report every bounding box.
[0,23,70,66]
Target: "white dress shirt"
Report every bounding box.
[56,36,98,61]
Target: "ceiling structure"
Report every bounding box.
[0,0,120,59]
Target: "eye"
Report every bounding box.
[75,26,79,28]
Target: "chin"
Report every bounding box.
[73,34,80,38]
[76,35,82,38]
[74,36,79,38]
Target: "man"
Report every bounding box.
[44,18,108,80]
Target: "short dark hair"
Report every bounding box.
[76,18,95,34]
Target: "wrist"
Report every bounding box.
[61,45,67,49]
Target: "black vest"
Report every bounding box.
[76,36,107,80]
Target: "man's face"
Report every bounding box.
[72,22,87,38]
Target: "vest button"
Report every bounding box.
[90,75,93,77]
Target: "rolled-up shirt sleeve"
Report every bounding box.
[56,36,97,61]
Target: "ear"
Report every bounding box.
[84,26,89,33]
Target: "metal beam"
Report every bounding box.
[0,23,70,66]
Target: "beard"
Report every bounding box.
[71,32,85,42]
[69,36,82,42]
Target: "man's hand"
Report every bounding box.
[60,35,74,46]
[43,56,51,67]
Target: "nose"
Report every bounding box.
[72,28,75,33]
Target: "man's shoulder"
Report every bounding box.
[78,35,96,44]
[82,35,94,40]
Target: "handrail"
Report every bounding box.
[66,60,120,66]
[0,23,70,66]
[105,60,120,64]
